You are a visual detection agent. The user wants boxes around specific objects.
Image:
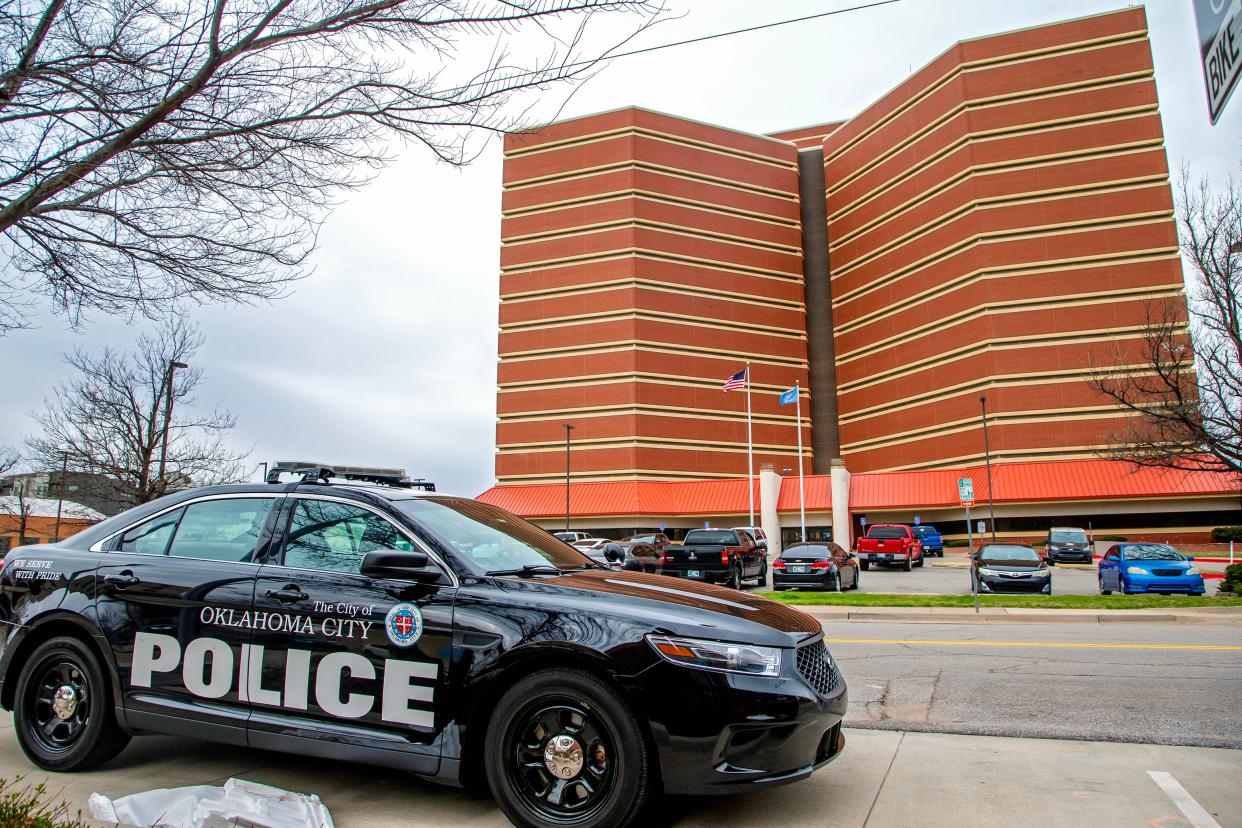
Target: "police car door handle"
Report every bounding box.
[103,572,140,588]
[265,586,309,603]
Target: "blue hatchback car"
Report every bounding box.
[1098,543,1206,595]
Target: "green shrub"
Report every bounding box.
[1095,535,1128,542]
[943,539,970,547]
[1211,526,1242,543]
[1219,563,1242,596]
[0,777,86,828]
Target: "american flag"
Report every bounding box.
[722,369,746,392]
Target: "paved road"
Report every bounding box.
[760,551,1226,596]
[828,620,1242,749]
[1,724,1236,827]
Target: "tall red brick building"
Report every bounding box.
[482,8,1239,543]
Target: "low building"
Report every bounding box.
[478,459,1239,554]
[0,471,131,517]
[0,496,106,554]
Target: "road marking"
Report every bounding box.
[824,638,1242,651]
[1147,771,1222,828]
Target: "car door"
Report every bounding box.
[96,494,280,743]
[743,534,762,575]
[1100,546,1121,589]
[248,495,456,775]
[831,544,856,587]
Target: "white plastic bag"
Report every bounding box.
[89,777,335,828]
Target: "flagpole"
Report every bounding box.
[796,381,806,542]
[746,361,754,529]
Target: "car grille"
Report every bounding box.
[796,639,839,696]
[1152,569,1183,577]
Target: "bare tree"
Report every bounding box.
[0,0,663,332]
[0,446,18,476]
[26,316,248,503]
[1090,167,1242,475]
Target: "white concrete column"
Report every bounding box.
[758,464,783,558]
[830,458,851,548]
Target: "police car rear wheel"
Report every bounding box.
[14,636,129,772]
[486,668,651,828]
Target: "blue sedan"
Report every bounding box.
[1098,543,1206,595]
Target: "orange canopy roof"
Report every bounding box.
[849,459,1238,511]
[475,477,830,519]
[478,459,1236,520]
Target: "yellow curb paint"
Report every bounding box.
[823,638,1242,651]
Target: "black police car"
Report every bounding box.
[0,464,846,828]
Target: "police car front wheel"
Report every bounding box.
[485,668,653,828]
[14,636,130,772]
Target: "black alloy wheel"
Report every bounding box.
[903,557,912,572]
[1099,575,1111,595]
[486,669,651,828]
[860,560,870,572]
[14,637,129,771]
[727,567,742,591]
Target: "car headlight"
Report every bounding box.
[1126,566,1147,575]
[978,567,1002,576]
[1186,566,1200,575]
[646,635,782,677]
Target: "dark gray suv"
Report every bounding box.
[1045,527,1092,564]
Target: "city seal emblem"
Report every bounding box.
[385,603,423,648]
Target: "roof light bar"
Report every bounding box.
[266,462,435,491]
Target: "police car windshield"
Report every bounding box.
[395,498,595,575]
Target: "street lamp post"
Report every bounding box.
[562,424,575,532]
[53,449,68,542]
[979,395,998,543]
[156,360,189,495]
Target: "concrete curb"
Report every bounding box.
[797,607,1241,625]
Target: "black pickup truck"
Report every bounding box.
[659,528,766,590]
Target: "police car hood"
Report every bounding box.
[492,569,822,645]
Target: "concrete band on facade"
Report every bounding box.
[483,7,1241,543]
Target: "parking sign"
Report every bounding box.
[958,477,974,507]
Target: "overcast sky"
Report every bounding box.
[1,0,1238,497]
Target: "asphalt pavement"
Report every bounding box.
[829,620,1242,749]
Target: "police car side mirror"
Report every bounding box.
[360,550,438,581]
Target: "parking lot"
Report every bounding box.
[757,551,1228,596]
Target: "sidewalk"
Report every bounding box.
[800,605,1242,625]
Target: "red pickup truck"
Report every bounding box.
[855,524,924,571]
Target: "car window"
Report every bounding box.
[782,545,829,559]
[866,527,907,539]
[684,530,737,544]
[396,497,593,574]
[166,498,275,563]
[284,499,413,574]
[1050,529,1088,544]
[116,507,185,556]
[1123,544,1184,561]
[979,545,1041,562]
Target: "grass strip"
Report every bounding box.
[763,592,1242,609]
